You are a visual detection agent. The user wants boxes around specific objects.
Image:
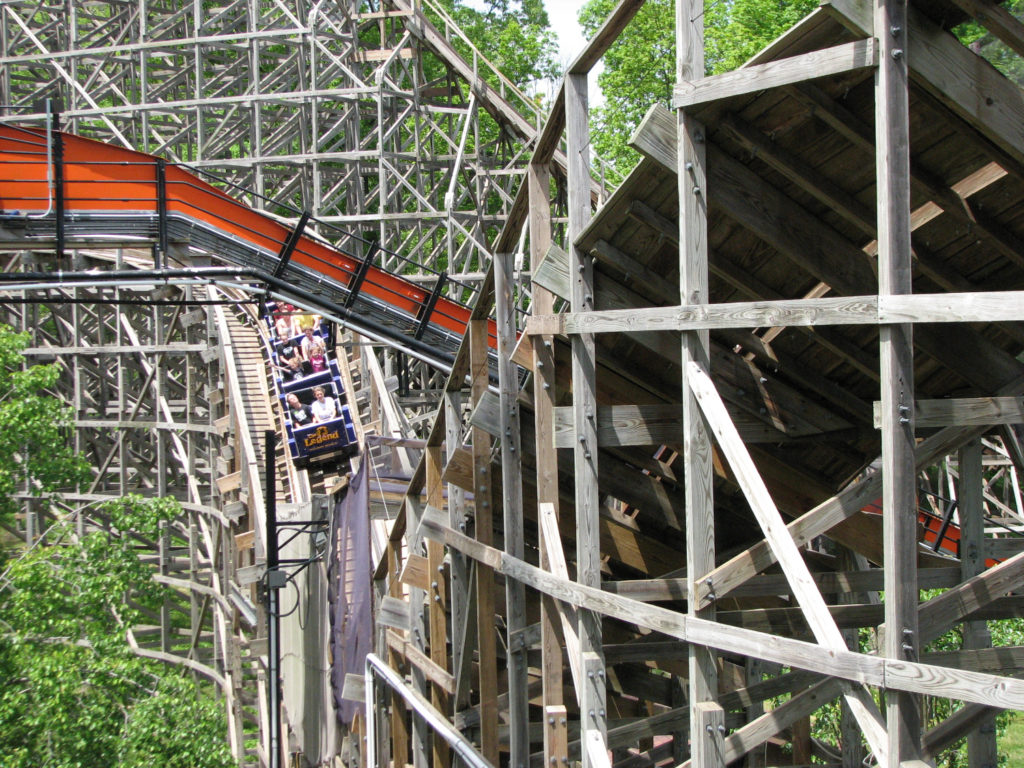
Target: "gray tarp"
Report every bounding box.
[329,456,371,725]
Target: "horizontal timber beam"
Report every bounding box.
[526,291,1024,336]
[417,505,1024,710]
[672,38,878,109]
[872,396,1024,428]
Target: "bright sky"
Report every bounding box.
[542,0,605,105]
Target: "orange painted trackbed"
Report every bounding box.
[0,125,497,349]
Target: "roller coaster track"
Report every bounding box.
[0,123,499,372]
[0,117,451,765]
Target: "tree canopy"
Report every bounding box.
[0,326,232,768]
[0,326,89,547]
[579,0,817,172]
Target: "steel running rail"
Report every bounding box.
[364,653,494,768]
[0,124,500,370]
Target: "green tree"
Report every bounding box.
[431,0,560,88]
[578,0,817,172]
[0,495,234,768]
[954,1,1024,86]
[0,327,232,767]
[0,325,89,551]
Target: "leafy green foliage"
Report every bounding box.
[953,2,1024,86]
[0,496,233,768]
[0,325,89,542]
[434,0,560,86]
[577,0,815,171]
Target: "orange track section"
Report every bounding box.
[861,497,999,567]
[0,126,496,348]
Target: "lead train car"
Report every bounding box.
[265,303,358,468]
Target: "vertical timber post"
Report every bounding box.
[496,248,528,767]
[529,157,564,768]
[469,318,499,765]
[677,2,717,763]
[425,445,450,768]
[876,1,920,764]
[959,439,998,768]
[567,69,605,767]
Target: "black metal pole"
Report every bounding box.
[155,158,168,270]
[52,109,65,264]
[264,429,281,768]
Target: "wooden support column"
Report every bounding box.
[876,1,920,764]
[692,702,725,768]
[469,318,499,766]
[496,248,529,766]
[444,391,471,710]
[386,543,409,768]
[959,439,999,768]
[567,69,605,768]
[530,158,565,767]
[425,445,450,768]
[677,0,717,745]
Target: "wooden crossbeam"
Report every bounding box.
[672,39,877,109]
[416,505,1024,710]
[527,291,1024,337]
[872,396,1024,428]
[684,362,888,760]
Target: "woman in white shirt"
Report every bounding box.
[310,386,339,422]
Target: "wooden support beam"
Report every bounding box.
[530,155,565,768]
[960,438,1001,768]
[690,702,725,768]
[496,248,529,764]
[873,396,1024,428]
[418,505,1024,711]
[686,362,887,759]
[874,1,920,760]
[567,67,606,768]
[425,445,451,768]
[526,291,1024,337]
[469,318,499,766]
[677,4,717,761]
[673,39,877,109]
[386,628,456,696]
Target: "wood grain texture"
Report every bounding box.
[673,39,877,109]
[872,396,1024,428]
[417,505,1024,709]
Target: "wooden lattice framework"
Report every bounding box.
[369,2,1024,768]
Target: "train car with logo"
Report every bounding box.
[265,302,358,468]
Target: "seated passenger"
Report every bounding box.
[278,334,302,363]
[274,314,293,341]
[311,386,338,423]
[275,355,312,382]
[300,326,320,359]
[307,341,328,373]
[286,392,314,428]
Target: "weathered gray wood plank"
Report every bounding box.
[673,39,877,109]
